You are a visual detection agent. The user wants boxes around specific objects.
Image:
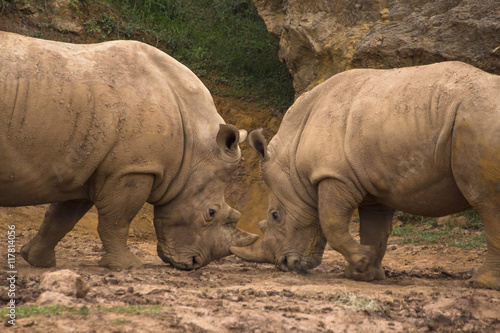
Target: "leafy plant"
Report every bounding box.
[85,13,119,40]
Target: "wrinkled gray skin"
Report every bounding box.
[0,32,258,270]
[232,62,500,290]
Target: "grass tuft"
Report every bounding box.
[0,305,90,318]
[0,304,164,319]
[328,292,382,312]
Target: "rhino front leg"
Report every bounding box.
[21,200,94,267]
[345,204,394,281]
[318,179,378,281]
[94,174,154,270]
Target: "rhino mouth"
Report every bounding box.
[276,253,321,274]
[157,244,205,270]
[169,255,204,270]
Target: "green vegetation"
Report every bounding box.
[391,210,486,249]
[0,304,164,319]
[103,0,294,110]
[113,318,133,325]
[97,304,163,315]
[0,0,11,12]
[0,305,90,318]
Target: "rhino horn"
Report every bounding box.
[230,239,274,263]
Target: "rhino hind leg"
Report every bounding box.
[453,168,500,290]
[94,174,154,270]
[469,205,500,291]
[345,204,395,281]
[451,110,500,290]
[21,200,93,267]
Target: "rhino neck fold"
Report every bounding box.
[274,106,318,209]
[150,96,195,205]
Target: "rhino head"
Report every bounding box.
[231,129,327,273]
[154,124,259,270]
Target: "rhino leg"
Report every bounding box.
[21,200,93,267]
[318,179,377,280]
[469,205,500,291]
[450,108,500,290]
[345,204,394,281]
[94,174,154,270]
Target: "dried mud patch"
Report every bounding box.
[1,206,499,332]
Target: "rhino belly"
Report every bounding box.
[0,135,91,206]
[377,173,471,217]
[0,160,89,206]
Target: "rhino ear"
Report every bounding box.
[217,124,244,155]
[249,128,267,160]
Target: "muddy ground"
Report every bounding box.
[1,205,499,333]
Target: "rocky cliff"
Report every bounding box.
[253,0,500,96]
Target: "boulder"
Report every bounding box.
[40,269,90,298]
[253,0,500,96]
[36,291,75,307]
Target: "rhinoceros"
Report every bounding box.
[0,32,258,270]
[231,61,500,290]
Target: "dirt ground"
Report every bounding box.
[1,205,499,333]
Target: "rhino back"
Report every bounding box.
[0,32,207,205]
[290,62,499,214]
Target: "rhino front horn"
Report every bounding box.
[230,240,273,263]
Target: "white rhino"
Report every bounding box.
[232,61,500,290]
[0,32,258,270]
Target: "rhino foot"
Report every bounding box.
[98,251,143,270]
[343,244,380,280]
[20,239,56,267]
[468,270,500,291]
[345,262,385,281]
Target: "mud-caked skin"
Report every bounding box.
[0,32,258,270]
[231,62,500,290]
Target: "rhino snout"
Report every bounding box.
[156,244,204,270]
[277,254,301,273]
[276,254,321,274]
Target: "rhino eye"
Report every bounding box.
[271,211,279,221]
[208,209,216,219]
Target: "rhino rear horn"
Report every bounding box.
[249,128,267,160]
[217,124,247,155]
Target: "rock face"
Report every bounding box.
[253,0,500,96]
